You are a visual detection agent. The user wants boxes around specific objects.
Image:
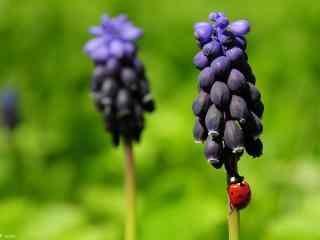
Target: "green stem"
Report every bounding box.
[7,131,24,194]
[124,142,136,240]
[228,197,240,240]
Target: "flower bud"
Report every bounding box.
[121,67,138,91]
[252,100,264,118]
[199,67,215,91]
[92,65,107,89]
[133,59,145,78]
[142,94,155,112]
[123,42,137,60]
[229,20,250,36]
[105,58,121,76]
[116,89,132,117]
[194,22,213,45]
[101,78,118,98]
[245,137,263,158]
[193,51,210,69]
[235,36,247,50]
[226,47,245,65]
[230,95,250,124]
[211,56,231,77]
[203,41,221,58]
[244,112,263,138]
[248,82,261,103]
[109,39,125,58]
[205,104,223,138]
[210,81,230,110]
[192,90,211,117]
[237,62,255,84]
[224,120,245,154]
[209,12,229,28]
[193,118,208,143]
[227,69,247,94]
[204,137,223,168]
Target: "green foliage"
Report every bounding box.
[0,0,319,239]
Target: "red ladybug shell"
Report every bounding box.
[228,181,251,209]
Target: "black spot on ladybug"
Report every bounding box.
[238,194,243,199]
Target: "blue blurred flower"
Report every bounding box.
[1,89,19,131]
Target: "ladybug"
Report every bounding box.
[228,180,251,209]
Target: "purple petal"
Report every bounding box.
[229,20,250,36]
[89,26,104,36]
[193,51,209,69]
[109,40,125,58]
[120,26,143,41]
[84,38,105,54]
[89,46,110,62]
[211,12,229,28]
[101,15,110,27]
[123,42,136,58]
[194,22,213,44]
[113,14,129,24]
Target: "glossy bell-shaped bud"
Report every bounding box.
[133,59,145,78]
[229,20,250,36]
[105,58,121,76]
[224,120,245,154]
[193,51,210,69]
[252,100,264,118]
[226,47,245,65]
[244,112,263,138]
[199,67,215,91]
[116,89,132,117]
[205,104,223,138]
[142,94,155,112]
[192,91,211,117]
[235,36,247,50]
[230,95,250,124]
[227,69,247,94]
[245,137,263,158]
[210,81,230,110]
[101,79,118,98]
[121,68,138,91]
[204,137,223,169]
[194,22,213,45]
[248,82,261,103]
[92,65,107,91]
[202,41,222,58]
[211,56,231,78]
[193,118,208,143]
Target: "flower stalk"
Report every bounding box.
[124,141,136,240]
[228,203,240,240]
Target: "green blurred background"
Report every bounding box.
[0,0,319,239]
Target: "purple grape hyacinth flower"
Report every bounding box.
[85,14,155,146]
[192,12,264,182]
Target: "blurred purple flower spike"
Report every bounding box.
[85,14,143,63]
[1,89,20,131]
[84,14,155,145]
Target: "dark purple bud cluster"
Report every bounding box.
[1,89,20,131]
[192,12,264,172]
[85,15,155,146]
